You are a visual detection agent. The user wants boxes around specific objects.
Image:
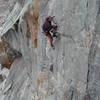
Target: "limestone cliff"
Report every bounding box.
[0,0,100,100]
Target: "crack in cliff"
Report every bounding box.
[97,0,100,15]
[86,0,88,8]
[3,80,13,95]
[85,31,97,100]
[70,88,74,100]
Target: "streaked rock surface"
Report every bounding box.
[0,0,100,100]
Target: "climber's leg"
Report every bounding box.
[47,33,53,46]
[45,32,55,49]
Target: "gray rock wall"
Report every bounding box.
[0,0,100,100]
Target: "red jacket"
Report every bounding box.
[42,19,53,33]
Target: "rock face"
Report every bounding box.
[0,0,100,100]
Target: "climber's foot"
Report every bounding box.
[51,44,55,49]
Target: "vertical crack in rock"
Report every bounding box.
[70,87,74,100]
[85,1,100,98]
[86,0,88,8]
[85,29,97,100]
[97,0,100,15]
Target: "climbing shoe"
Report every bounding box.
[51,44,55,49]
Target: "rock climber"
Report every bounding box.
[42,16,58,49]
